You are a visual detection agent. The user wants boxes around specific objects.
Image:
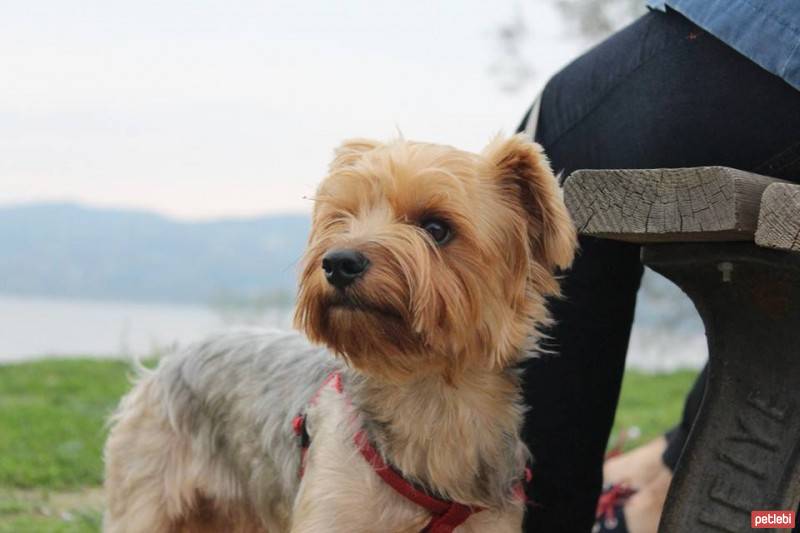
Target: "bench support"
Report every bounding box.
[644,243,800,533]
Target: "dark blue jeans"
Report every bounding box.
[518,8,800,532]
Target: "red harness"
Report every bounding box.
[291,372,530,533]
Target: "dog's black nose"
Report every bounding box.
[322,249,370,289]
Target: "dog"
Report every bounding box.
[103,133,576,532]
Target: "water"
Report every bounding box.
[0,294,293,363]
[0,283,707,372]
[628,269,708,372]
[627,324,707,373]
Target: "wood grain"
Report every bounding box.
[563,167,786,243]
[755,182,800,253]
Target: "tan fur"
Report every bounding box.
[104,134,576,532]
[296,135,576,380]
[104,374,279,533]
[350,368,528,506]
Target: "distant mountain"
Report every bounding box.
[0,203,310,304]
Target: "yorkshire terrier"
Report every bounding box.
[103,134,576,532]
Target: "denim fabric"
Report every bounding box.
[648,0,800,90]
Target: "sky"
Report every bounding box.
[1,0,587,219]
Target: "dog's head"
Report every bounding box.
[294,134,576,381]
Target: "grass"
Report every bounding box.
[0,358,699,531]
[0,490,103,533]
[0,359,132,532]
[610,369,697,448]
[0,359,133,489]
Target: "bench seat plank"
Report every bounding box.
[755,182,800,253]
[564,167,786,243]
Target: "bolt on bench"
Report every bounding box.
[562,167,800,533]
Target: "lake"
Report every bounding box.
[0,294,292,363]
[0,289,707,372]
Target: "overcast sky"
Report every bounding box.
[1,1,586,219]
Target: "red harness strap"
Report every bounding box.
[291,372,528,533]
[354,429,481,532]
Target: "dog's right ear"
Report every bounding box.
[330,138,382,170]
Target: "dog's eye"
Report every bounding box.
[421,218,452,245]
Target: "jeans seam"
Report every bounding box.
[780,39,800,77]
[755,140,800,177]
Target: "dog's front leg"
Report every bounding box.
[288,433,429,533]
[290,473,430,533]
[459,505,525,533]
[291,466,523,533]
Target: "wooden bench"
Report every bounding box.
[563,167,800,533]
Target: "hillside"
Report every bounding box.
[0,203,310,304]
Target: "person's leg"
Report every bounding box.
[518,8,800,532]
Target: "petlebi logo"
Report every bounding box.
[751,510,795,529]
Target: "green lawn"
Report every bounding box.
[0,358,698,532]
[610,369,697,448]
[0,359,133,532]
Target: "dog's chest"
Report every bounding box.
[291,377,432,532]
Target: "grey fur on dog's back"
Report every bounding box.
[153,328,340,508]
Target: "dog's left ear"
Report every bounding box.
[483,134,577,271]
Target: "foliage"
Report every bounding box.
[554,0,646,40]
[489,0,646,92]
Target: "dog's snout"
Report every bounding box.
[322,249,370,289]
